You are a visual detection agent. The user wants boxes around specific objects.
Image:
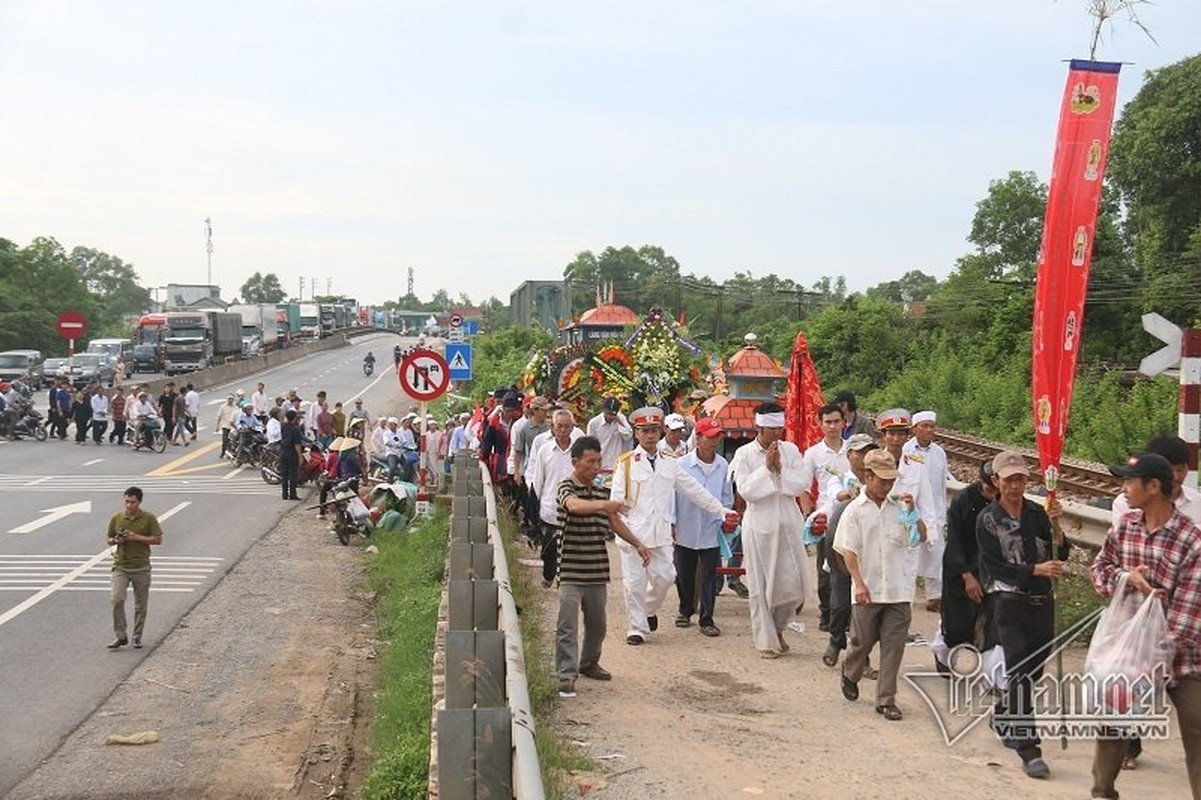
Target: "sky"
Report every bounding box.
[2,1,1199,309]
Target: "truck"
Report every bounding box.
[228,303,279,356]
[319,303,337,337]
[276,303,301,347]
[162,311,243,375]
[299,303,320,339]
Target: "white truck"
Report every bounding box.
[298,303,320,339]
[228,303,279,356]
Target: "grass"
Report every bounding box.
[358,508,448,800]
[495,511,595,798]
[1058,545,1108,641]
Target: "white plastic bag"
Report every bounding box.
[1084,573,1175,715]
[349,496,371,521]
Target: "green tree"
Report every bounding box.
[1109,53,1201,320]
[0,237,97,353]
[239,271,286,303]
[70,246,151,334]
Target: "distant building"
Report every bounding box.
[155,284,227,311]
[559,282,639,345]
[510,280,568,331]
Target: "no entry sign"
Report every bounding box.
[56,312,87,340]
[398,348,450,401]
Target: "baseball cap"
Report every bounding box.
[501,392,521,410]
[1109,453,1174,488]
[529,396,550,410]
[602,397,621,413]
[846,433,877,452]
[694,418,724,438]
[863,450,899,479]
[992,451,1029,479]
[877,408,911,430]
[664,413,687,431]
[630,406,664,428]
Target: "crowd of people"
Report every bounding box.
[462,385,1201,798]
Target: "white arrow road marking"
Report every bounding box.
[8,501,93,534]
[0,501,190,628]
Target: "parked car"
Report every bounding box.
[61,353,115,388]
[131,344,162,374]
[43,357,68,382]
[0,349,46,388]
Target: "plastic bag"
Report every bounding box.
[1084,573,1175,716]
[348,496,371,521]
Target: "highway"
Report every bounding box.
[0,332,420,796]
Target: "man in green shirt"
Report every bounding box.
[106,486,163,649]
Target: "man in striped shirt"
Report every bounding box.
[555,436,649,699]
[1091,452,1201,799]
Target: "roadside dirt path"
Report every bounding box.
[9,502,378,800]
[529,549,1192,800]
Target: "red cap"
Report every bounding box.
[695,418,724,438]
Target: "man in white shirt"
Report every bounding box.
[215,394,238,459]
[903,410,950,612]
[382,418,408,483]
[657,413,690,457]
[129,392,160,445]
[250,382,269,421]
[586,396,632,473]
[799,402,852,633]
[1111,434,1201,523]
[184,383,200,442]
[530,409,584,586]
[878,408,939,617]
[265,408,283,447]
[834,449,924,721]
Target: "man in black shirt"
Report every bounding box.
[977,450,1068,780]
[938,460,998,672]
[279,409,303,500]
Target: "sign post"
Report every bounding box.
[399,348,451,515]
[1139,312,1200,488]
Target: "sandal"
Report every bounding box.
[758,649,781,659]
[876,704,903,721]
[822,645,840,668]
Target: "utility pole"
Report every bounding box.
[298,276,304,301]
[204,217,213,286]
[310,277,316,298]
[407,267,414,298]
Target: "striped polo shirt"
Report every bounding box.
[556,478,612,584]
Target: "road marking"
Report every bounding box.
[145,440,221,477]
[0,502,190,628]
[223,466,246,480]
[83,458,105,466]
[158,462,230,476]
[8,501,93,534]
[0,474,276,496]
[24,477,51,486]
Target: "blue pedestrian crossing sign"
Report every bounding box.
[446,342,472,381]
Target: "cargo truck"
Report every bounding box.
[163,311,244,375]
[318,303,337,337]
[299,303,320,339]
[276,303,301,347]
[228,303,279,355]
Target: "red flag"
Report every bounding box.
[1032,60,1121,494]
[784,330,825,451]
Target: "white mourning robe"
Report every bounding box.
[729,438,813,652]
[898,441,946,596]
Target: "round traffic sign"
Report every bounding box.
[398,348,451,401]
[449,313,463,328]
[56,311,87,339]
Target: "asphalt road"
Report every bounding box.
[0,332,426,796]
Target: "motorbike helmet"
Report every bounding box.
[0,383,9,393]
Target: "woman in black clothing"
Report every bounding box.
[71,388,92,445]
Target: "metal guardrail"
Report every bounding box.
[434,454,545,800]
[945,479,1111,550]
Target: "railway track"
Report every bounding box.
[935,429,1121,501]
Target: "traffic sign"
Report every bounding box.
[1140,312,1183,377]
[56,311,87,340]
[449,313,463,328]
[398,348,451,401]
[463,320,479,335]
[446,342,473,381]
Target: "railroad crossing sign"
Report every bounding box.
[1139,312,1184,377]
[56,311,87,340]
[398,348,451,401]
[445,342,472,381]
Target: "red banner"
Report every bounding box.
[1032,60,1121,492]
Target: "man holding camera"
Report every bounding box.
[106,486,163,650]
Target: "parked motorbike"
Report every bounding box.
[260,440,327,488]
[0,403,47,441]
[328,477,373,546]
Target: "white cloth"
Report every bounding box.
[902,439,950,596]
[728,438,812,652]
[657,437,690,458]
[508,416,529,476]
[586,412,633,470]
[90,393,109,422]
[1112,483,1201,525]
[370,426,387,456]
[531,432,582,526]
[799,439,850,517]
[383,429,405,458]
[833,492,919,604]
[611,445,730,638]
[185,389,200,418]
[250,390,269,416]
[215,402,238,431]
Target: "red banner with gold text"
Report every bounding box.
[1032,60,1121,492]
